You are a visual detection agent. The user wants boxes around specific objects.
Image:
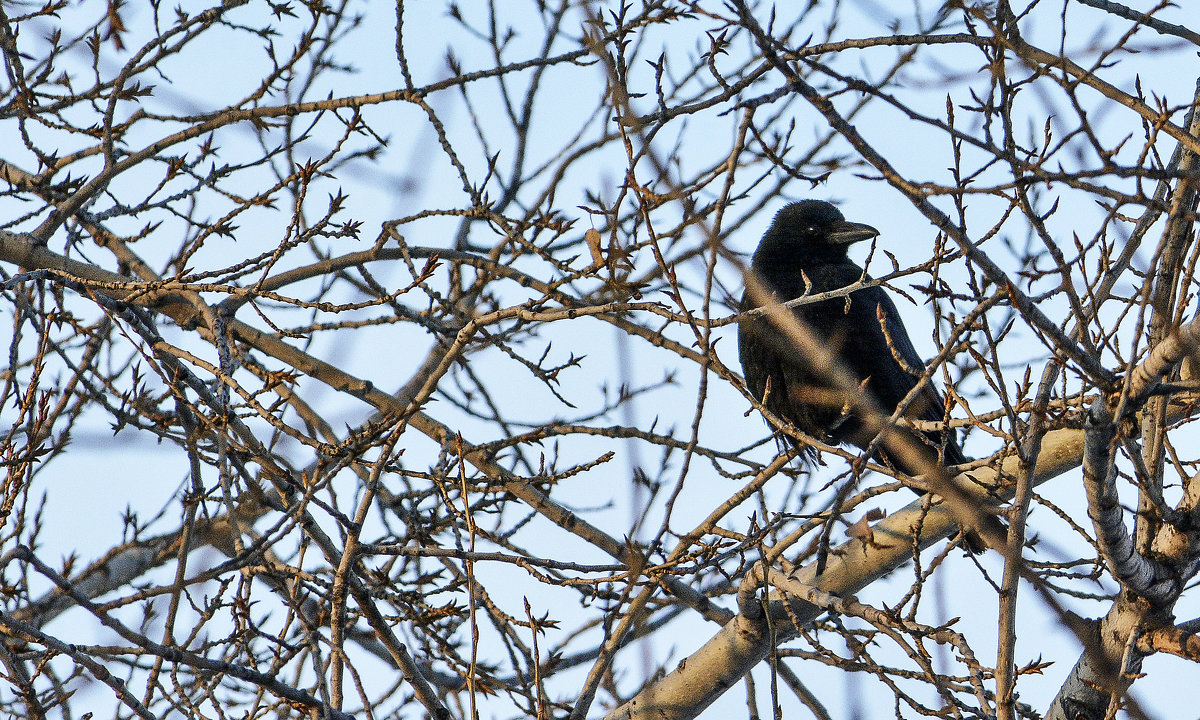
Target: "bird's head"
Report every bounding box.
[751,200,880,268]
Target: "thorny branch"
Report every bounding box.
[0,3,1199,720]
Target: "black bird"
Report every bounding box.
[738,199,967,476]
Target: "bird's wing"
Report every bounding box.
[860,288,966,464]
[738,290,833,445]
[839,289,930,412]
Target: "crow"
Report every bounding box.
[738,199,968,481]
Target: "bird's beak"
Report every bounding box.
[826,220,880,245]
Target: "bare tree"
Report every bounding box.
[1,1,1198,719]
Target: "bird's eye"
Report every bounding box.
[805,226,816,233]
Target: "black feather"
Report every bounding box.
[738,199,967,475]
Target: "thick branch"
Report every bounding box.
[1082,398,1174,604]
[603,424,1085,720]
